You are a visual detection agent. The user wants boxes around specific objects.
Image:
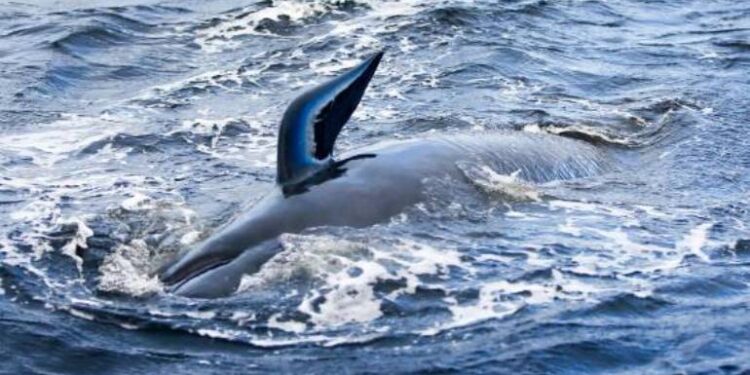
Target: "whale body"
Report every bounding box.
[159,52,609,298]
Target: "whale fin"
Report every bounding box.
[276,51,384,186]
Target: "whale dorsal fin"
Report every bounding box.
[276,51,384,186]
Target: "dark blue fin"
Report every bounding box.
[276,51,384,186]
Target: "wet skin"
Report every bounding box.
[160,133,608,298]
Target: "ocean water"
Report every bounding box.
[0,0,749,373]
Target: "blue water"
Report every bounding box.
[1,0,749,373]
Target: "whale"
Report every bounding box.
[158,51,609,298]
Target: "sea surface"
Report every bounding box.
[1,0,749,373]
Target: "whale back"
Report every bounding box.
[164,132,609,298]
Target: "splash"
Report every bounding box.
[458,163,542,201]
[97,240,162,297]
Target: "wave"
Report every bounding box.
[193,0,368,50]
[521,97,708,148]
[77,119,255,157]
[50,24,140,55]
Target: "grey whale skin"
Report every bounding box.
[159,52,609,298]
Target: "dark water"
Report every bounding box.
[1,0,749,373]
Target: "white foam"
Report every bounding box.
[549,200,640,227]
[299,259,386,327]
[432,292,516,335]
[194,328,237,340]
[591,228,652,254]
[196,1,333,52]
[10,195,60,225]
[67,308,95,321]
[230,311,256,326]
[97,241,163,297]
[268,313,307,333]
[118,322,140,330]
[239,235,467,331]
[250,333,331,348]
[179,230,202,246]
[558,218,582,236]
[180,118,232,149]
[424,279,550,336]
[321,330,388,347]
[56,217,93,273]
[635,205,672,219]
[460,165,541,202]
[549,200,633,218]
[676,223,712,262]
[425,265,612,336]
[311,56,362,76]
[474,253,515,264]
[5,181,97,270]
[0,113,133,167]
[121,192,155,211]
[184,310,217,320]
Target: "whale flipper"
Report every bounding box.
[276,51,384,186]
